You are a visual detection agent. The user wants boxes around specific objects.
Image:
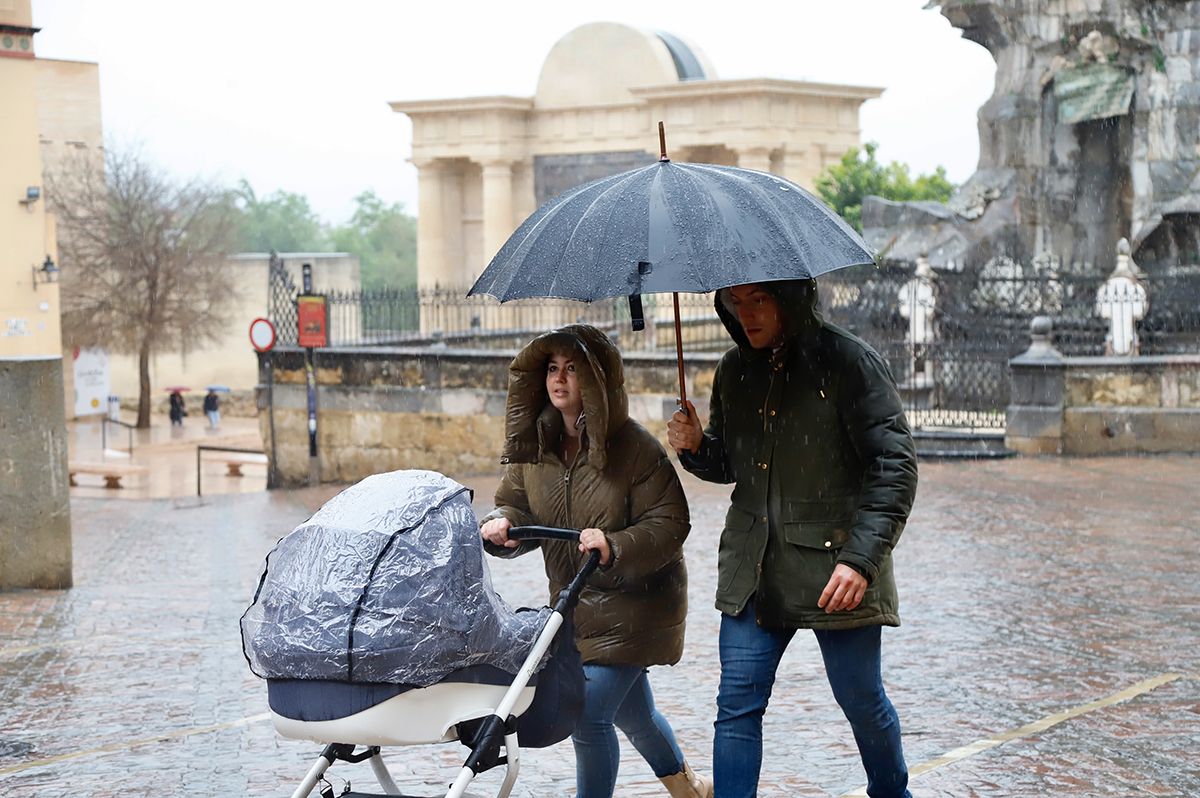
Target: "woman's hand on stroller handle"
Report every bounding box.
[481,517,518,548]
[506,525,609,565]
[578,527,611,566]
[503,526,602,604]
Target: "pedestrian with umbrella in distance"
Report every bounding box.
[204,385,228,430]
[166,388,188,428]
[471,124,918,797]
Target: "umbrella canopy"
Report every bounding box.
[206,385,232,393]
[163,386,190,393]
[468,159,874,304]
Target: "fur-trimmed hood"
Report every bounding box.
[500,324,629,472]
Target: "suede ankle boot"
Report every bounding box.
[658,761,713,798]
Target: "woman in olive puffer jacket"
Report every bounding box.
[481,324,711,798]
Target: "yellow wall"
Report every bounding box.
[0,0,61,357]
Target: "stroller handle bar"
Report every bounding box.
[507,525,600,614]
[508,525,580,543]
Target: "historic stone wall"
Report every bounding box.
[1007,320,1200,454]
[256,347,719,486]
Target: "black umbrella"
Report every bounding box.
[469,124,875,404]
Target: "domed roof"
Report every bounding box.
[535,22,714,108]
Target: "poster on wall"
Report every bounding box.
[73,346,110,417]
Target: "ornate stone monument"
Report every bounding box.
[864,1,1200,275]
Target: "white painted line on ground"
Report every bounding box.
[838,672,1183,798]
[0,712,272,776]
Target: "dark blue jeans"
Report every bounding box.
[572,663,686,798]
[713,601,911,798]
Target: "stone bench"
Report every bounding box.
[219,452,268,477]
[68,461,150,489]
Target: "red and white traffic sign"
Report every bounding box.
[249,317,277,352]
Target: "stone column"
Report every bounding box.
[414,159,448,288]
[736,147,773,174]
[481,159,514,266]
[0,357,72,589]
[778,146,821,190]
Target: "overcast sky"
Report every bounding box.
[32,0,996,224]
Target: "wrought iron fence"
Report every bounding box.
[266,259,1200,432]
[268,253,299,347]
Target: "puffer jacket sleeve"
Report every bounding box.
[679,358,734,484]
[604,440,691,581]
[836,349,919,582]
[481,463,541,559]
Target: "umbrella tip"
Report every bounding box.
[658,121,669,162]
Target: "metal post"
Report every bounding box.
[101,418,107,461]
[306,348,318,484]
[266,353,279,490]
[302,263,319,486]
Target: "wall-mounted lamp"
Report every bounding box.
[18,186,41,209]
[31,255,59,290]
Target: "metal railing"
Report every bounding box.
[101,417,136,459]
[196,445,268,497]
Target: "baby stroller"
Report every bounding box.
[241,470,599,798]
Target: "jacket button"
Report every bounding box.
[769,410,777,416]
[757,408,762,414]
[761,515,768,522]
[758,462,767,470]
[824,541,832,548]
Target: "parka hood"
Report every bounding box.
[500,324,629,471]
[714,279,822,353]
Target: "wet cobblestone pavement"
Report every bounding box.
[1,455,1197,797]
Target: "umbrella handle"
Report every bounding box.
[673,292,686,408]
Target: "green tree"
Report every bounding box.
[329,191,417,290]
[230,179,328,252]
[814,142,955,232]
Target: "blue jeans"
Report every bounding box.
[573,663,686,798]
[713,601,911,798]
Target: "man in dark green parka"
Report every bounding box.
[668,279,918,798]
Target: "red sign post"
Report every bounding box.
[296,295,328,348]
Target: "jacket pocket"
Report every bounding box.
[717,506,757,593]
[782,498,854,551]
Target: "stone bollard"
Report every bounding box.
[1005,316,1066,455]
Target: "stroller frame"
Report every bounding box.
[286,526,598,798]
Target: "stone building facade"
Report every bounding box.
[391,22,882,288]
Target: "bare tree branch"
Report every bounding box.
[47,144,238,427]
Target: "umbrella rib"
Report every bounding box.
[690,163,819,278]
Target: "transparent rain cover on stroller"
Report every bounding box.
[241,469,551,685]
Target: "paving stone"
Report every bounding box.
[0,456,1197,796]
